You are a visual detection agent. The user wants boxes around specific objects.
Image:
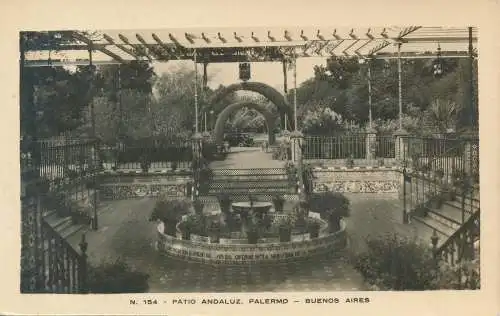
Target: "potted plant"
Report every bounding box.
[139,153,151,173]
[179,215,196,240]
[217,193,232,215]
[377,158,385,167]
[246,219,260,244]
[309,192,350,232]
[272,195,285,213]
[308,220,321,239]
[441,182,456,201]
[193,199,204,215]
[426,191,444,209]
[434,169,444,182]
[413,203,430,217]
[275,216,292,242]
[150,198,191,236]
[345,154,354,168]
[208,220,222,243]
[171,161,178,172]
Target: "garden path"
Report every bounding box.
[209,147,286,169]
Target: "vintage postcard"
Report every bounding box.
[1,0,499,315]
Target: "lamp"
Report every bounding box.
[433,44,443,77]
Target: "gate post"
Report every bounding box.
[290,131,304,164]
[394,129,409,165]
[365,128,377,161]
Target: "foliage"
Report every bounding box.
[88,258,149,293]
[272,195,285,213]
[150,197,191,235]
[217,193,232,215]
[193,199,204,215]
[301,106,344,135]
[352,234,480,290]
[352,234,440,290]
[425,99,460,134]
[308,191,350,231]
[271,142,291,160]
[293,55,475,133]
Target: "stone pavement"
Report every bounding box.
[70,194,422,293]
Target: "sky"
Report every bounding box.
[152,57,328,93]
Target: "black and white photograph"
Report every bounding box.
[18,25,483,296]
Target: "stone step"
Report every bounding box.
[411,215,455,248]
[208,181,291,189]
[206,188,294,195]
[426,203,471,232]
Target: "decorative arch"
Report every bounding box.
[209,81,294,130]
[214,102,278,145]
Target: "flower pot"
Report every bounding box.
[279,227,292,242]
[429,197,443,209]
[181,231,191,240]
[171,161,178,171]
[246,230,259,244]
[308,224,320,239]
[272,196,285,213]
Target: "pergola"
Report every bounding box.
[22,26,478,136]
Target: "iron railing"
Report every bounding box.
[40,221,88,293]
[302,134,396,160]
[376,135,396,158]
[21,137,95,293]
[21,194,89,293]
[402,135,479,186]
[303,135,367,160]
[102,139,193,171]
[38,138,101,181]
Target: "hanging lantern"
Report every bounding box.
[239,62,251,81]
[433,44,443,77]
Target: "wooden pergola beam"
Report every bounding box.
[153,33,183,59]
[103,33,140,59]
[119,34,153,61]
[71,31,127,64]
[136,34,165,60]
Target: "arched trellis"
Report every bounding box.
[213,101,279,145]
[207,81,294,131]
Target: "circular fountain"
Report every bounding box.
[155,197,348,265]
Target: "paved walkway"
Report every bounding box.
[70,194,422,293]
[210,147,286,169]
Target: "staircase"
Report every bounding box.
[196,167,298,204]
[410,183,479,249]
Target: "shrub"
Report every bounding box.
[352,234,440,290]
[352,234,480,290]
[308,192,350,232]
[150,197,191,236]
[88,259,149,293]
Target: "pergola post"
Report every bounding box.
[367,60,373,129]
[282,59,288,131]
[194,49,199,135]
[293,51,298,132]
[397,42,403,131]
[468,26,476,129]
